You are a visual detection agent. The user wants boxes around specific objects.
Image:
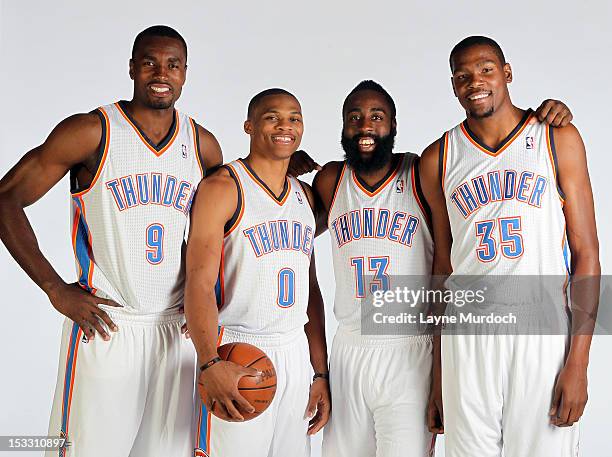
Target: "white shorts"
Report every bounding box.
[194,327,311,457]
[322,329,435,457]
[46,310,197,457]
[442,334,579,457]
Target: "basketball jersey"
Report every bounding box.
[217,159,315,336]
[442,111,569,303]
[328,153,434,334]
[71,102,204,314]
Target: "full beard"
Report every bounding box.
[341,128,396,174]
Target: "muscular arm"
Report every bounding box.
[184,169,257,421]
[312,161,343,237]
[549,124,600,427]
[0,113,119,340]
[196,124,223,174]
[298,181,331,434]
[419,139,454,434]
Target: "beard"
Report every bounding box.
[467,105,495,119]
[341,127,396,174]
[146,97,174,110]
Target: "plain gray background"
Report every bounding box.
[0,1,610,456]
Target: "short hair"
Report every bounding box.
[132,25,188,61]
[342,80,397,118]
[449,36,506,71]
[247,88,298,118]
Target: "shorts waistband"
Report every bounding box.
[335,327,432,347]
[98,304,184,325]
[219,327,306,349]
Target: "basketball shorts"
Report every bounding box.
[322,329,435,457]
[194,327,311,457]
[442,334,579,457]
[46,309,196,457]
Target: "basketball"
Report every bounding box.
[199,342,277,421]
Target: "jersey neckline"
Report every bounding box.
[351,153,404,197]
[237,159,291,205]
[460,108,533,157]
[115,101,179,157]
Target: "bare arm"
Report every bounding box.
[196,124,223,174]
[549,124,600,427]
[419,138,454,434]
[0,113,120,340]
[184,169,257,421]
[312,161,343,237]
[298,181,331,434]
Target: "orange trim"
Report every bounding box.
[236,160,291,206]
[352,155,403,197]
[411,164,432,233]
[115,102,179,157]
[206,410,212,453]
[545,127,566,205]
[219,244,225,306]
[72,107,111,197]
[224,164,245,237]
[460,113,533,157]
[441,132,449,194]
[327,163,347,227]
[216,326,225,346]
[190,118,204,177]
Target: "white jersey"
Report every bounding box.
[442,110,568,277]
[217,159,315,335]
[71,102,204,314]
[327,153,434,334]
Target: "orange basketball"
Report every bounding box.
[198,342,277,421]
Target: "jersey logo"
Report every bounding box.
[181,144,188,158]
[295,191,304,204]
[395,178,405,194]
[525,136,534,150]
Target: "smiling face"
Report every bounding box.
[244,94,304,160]
[451,44,513,119]
[129,35,187,110]
[341,89,396,173]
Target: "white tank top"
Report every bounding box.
[71,102,203,314]
[217,159,315,336]
[442,111,569,303]
[327,153,434,334]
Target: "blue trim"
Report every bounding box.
[214,275,222,306]
[73,198,93,292]
[60,323,80,436]
[198,402,209,453]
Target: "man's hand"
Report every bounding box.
[48,282,121,341]
[534,99,573,127]
[427,379,444,434]
[288,150,322,177]
[305,378,331,435]
[198,360,259,422]
[549,362,588,427]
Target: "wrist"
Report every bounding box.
[313,372,329,382]
[199,356,222,372]
[44,280,68,301]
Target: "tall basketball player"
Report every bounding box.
[420,36,599,456]
[313,81,435,457]
[288,81,573,457]
[184,88,330,457]
[0,26,222,456]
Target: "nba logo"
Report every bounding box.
[395,178,404,194]
[194,449,209,457]
[182,144,188,158]
[526,136,534,149]
[296,191,303,204]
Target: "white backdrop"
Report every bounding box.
[0,1,610,456]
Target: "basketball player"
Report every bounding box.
[288,81,573,457]
[184,88,330,457]
[0,26,222,456]
[420,36,599,456]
